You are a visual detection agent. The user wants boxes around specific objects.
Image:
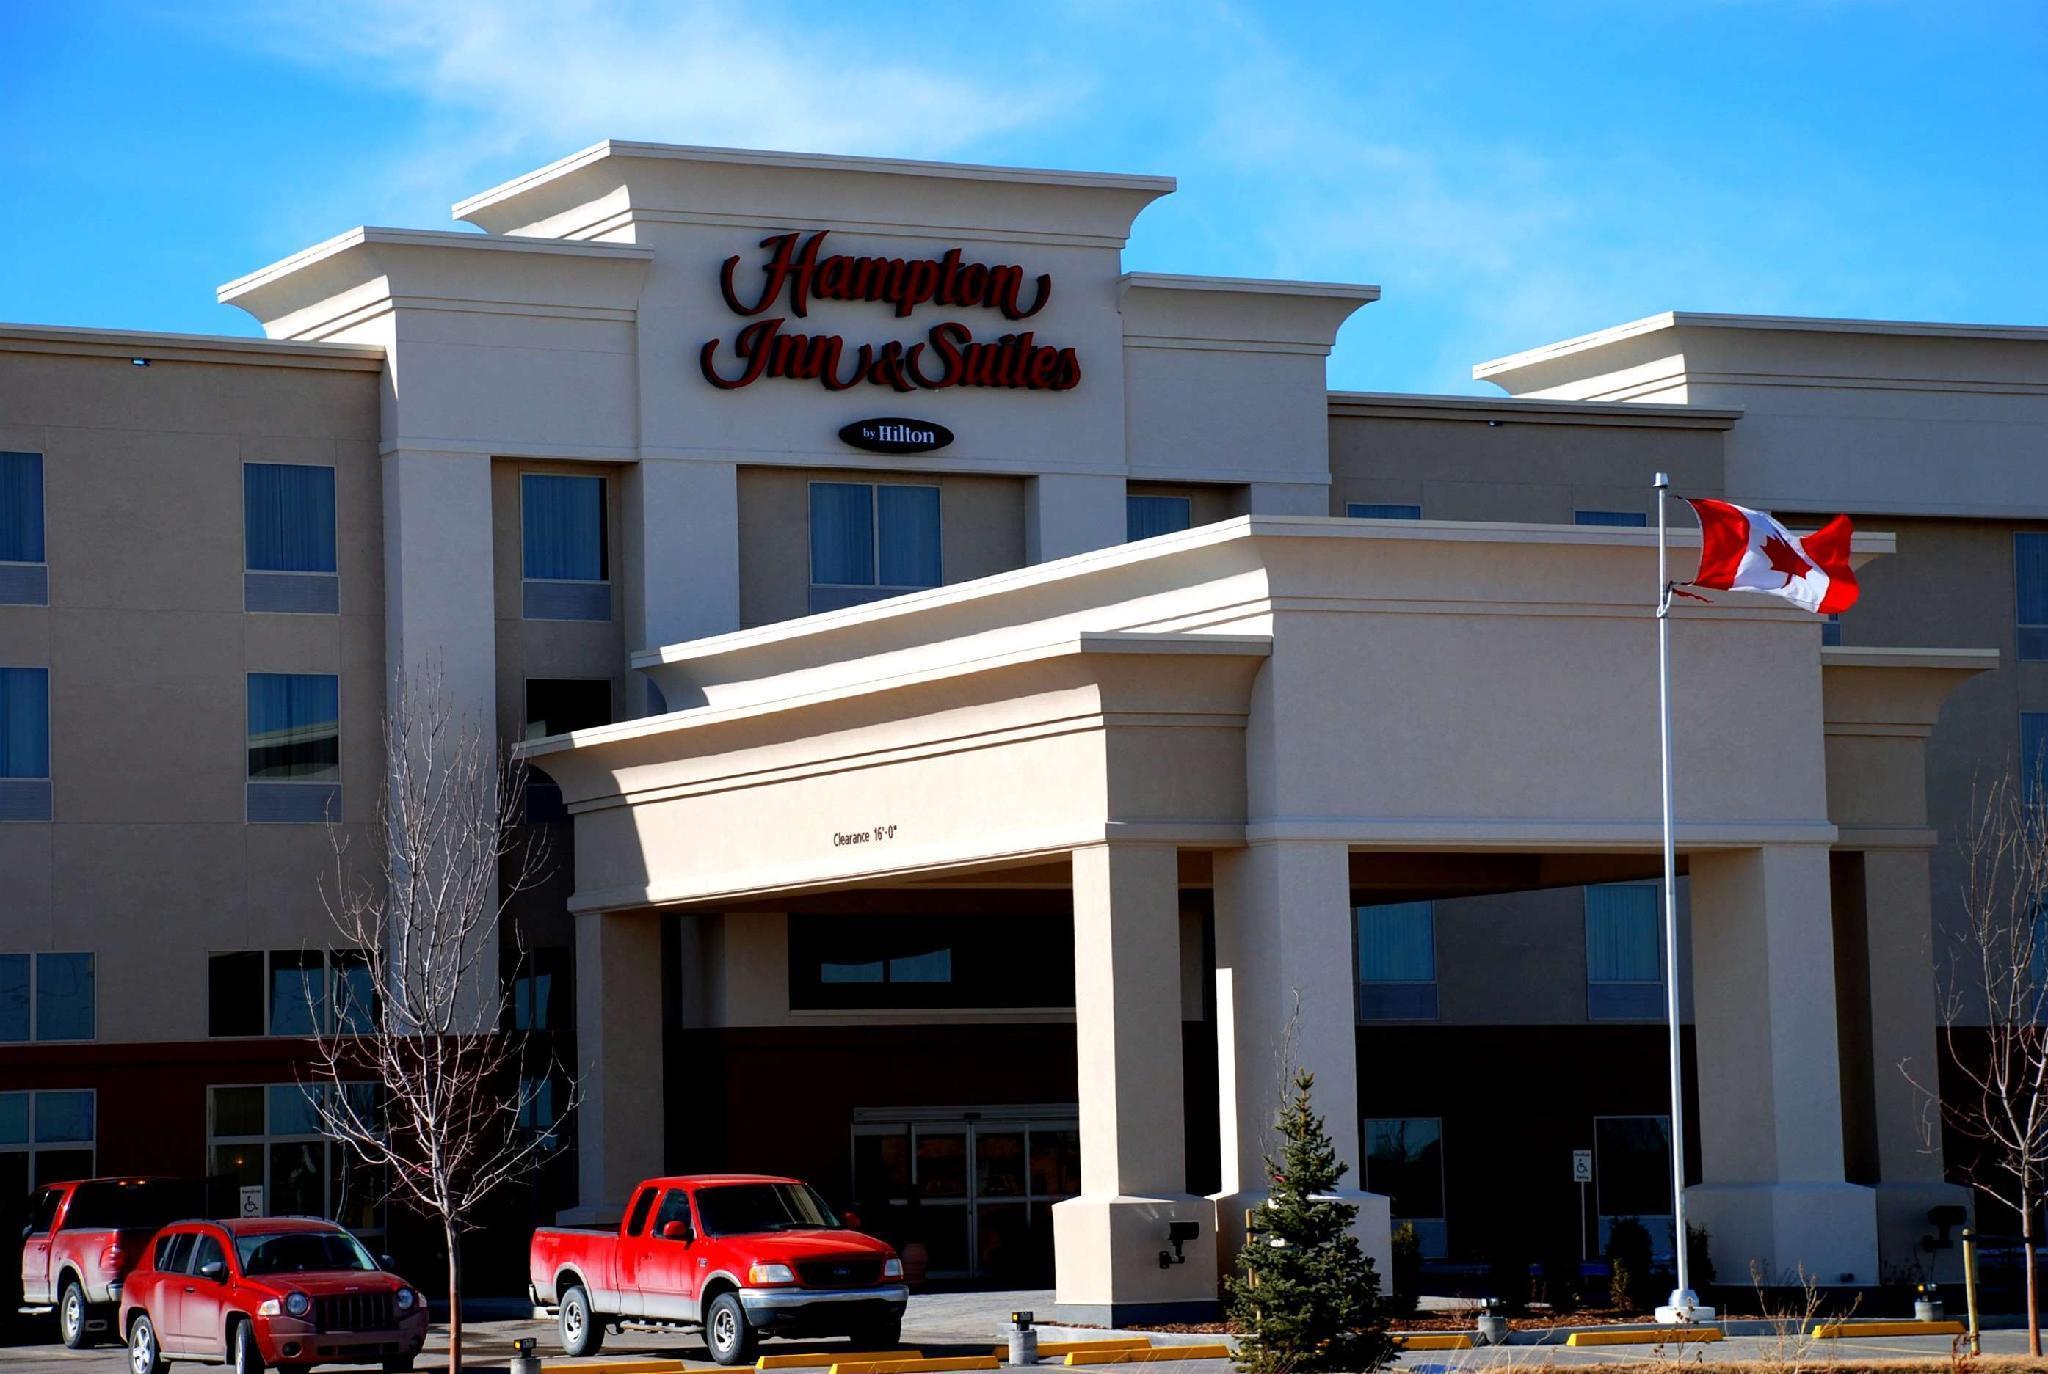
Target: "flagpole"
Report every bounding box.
[1654,472,1705,1323]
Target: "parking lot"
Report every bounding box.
[4,1293,2039,1373]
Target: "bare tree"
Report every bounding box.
[1907,768,2048,1355]
[305,670,576,1371]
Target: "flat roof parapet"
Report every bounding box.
[0,321,384,370]
[1329,390,1740,429]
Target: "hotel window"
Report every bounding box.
[1586,883,1664,1020]
[523,678,615,823]
[243,463,338,613]
[1366,1117,1447,1259]
[808,481,942,613]
[206,950,373,1038]
[1348,503,1423,520]
[246,672,340,824]
[2026,713,2048,805]
[2017,533,2048,660]
[0,1090,96,1196]
[1594,1114,1673,1252]
[0,952,95,1043]
[522,473,612,621]
[1127,495,1192,541]
[1575,509,1649,527]
[1822,613,1843,647]
[1356,901,1437,1020]
[0,665,51,821]
[208,1084,381,1235]
[789,914,1073,1010]
[508,946,573,1033]
[0,451,46,606]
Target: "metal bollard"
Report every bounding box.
[1963,1229,1981,1357]
[511,1336,542,1374]
[1007,1310,1040,1365]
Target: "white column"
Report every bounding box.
[568,909,666,1220]
[1053,843,1217,1323]
[380,448,495,725]
[1687,844,1879,1283]
[1210,841,1389,1276]
[1860,846,1971,1281]
[1028,473,1127,564]
[622,458,740,717]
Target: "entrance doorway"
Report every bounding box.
[851,1105,1079,1284]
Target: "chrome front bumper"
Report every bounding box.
[739,1283,909,1316]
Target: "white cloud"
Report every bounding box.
[215,0,1083,226]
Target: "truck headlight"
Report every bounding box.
[395,1288,416,1311]
[883,1258,903,1279]
[748,1263,795,1285]
[285,1291,312,1318]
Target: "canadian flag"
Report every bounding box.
[1682,498,1860,615]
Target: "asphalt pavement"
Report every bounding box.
[0,1291,2034,1373]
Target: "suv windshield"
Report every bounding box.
[234,1230,378,1276]
[62,1181,202,1231]
[693,1184,839,1237]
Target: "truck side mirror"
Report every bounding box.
[660,1220,691,1242]
[199,1259,226,1283]
[842,1210,862,1230]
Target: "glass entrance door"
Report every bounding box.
[852,1107,1079,1283]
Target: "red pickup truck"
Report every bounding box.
[18,1178,200,1349]
[530,1174,907,1366]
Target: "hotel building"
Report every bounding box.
[3,140,2046,1320]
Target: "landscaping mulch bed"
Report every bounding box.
[1123,1307,1664,1334]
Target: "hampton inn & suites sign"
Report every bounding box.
[699,230,1082,393]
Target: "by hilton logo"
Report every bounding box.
[840,417,954,455]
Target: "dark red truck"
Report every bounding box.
[18,1178,200,1349]
[529,1174,908,1366]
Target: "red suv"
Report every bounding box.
[120,1218,427,1374]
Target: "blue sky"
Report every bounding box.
[3,1,2042,394]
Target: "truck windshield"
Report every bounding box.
[61,1181,202,1231]
[693,1184,840,1237]
[234,1230,378,1275]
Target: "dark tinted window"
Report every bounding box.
[652,1190,693,1237]
[60,1179,200,1231]
[27,1187,61,1235]
[190,1233,226,1279]
[157,1232,196,1275]
[208,953,266,1037]
[694,1184,838,1238]
[236,1230,375,1275]
[625,1187,658,1236]
[789,914,1074,1010]
[524,679,613,742]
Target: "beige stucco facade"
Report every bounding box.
[5,139,2046,1314]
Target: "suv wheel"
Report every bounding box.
[558,1284,604,1358]
[59,1279,91,1349]
[129,1314,168,1374]
[231,1318,266,1374]
[704,1291,757,1367]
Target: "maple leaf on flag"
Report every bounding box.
[1761,533,1810,586]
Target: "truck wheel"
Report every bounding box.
[559,1284,605,1358]
[129,1314,169,1374]
[231,1318,266,1374]
[59,1278,93,1349]
[704,1291,757,1367]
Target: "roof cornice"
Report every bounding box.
[1329,390,1740,429]
[453,138,1177,223]
[0,321,384,370]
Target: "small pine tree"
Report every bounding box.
[1226,1070,1395,1374]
